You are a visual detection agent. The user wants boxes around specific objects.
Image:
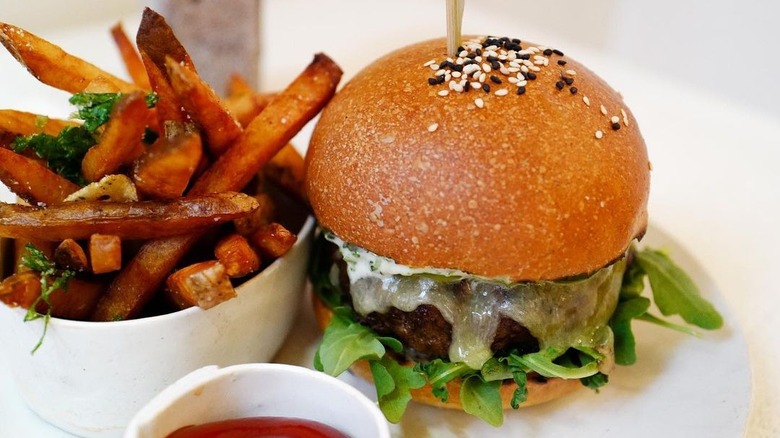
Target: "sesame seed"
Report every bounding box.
[482,63,492,73]
[435,69,446,76]
[543,48,553,56]
[499,66,510,75]
[555,81,565,90]
[570,86,578,94]
[437,90,449,97]
[459,50,468,58]
[482,83,491,93]
[424,59,436,67]
[475,98,485,108]
[611,122,621,130]
[490,75,502,84]
[610,116,620,124]
[427,78,438,85]
[516,85,526,95]
[595,130,604,139]
[452,71,462,78]
[471,81,481,89]
[600,105,608,115]
[479,72,487,82]
[508,77,519,84]
[562,76,574,85]
[583,96,591,106]
[566,69,577,76]
[557,59,567,66]
[495,89,509,96]
[553,49,564,56]
[621,108,630,126]
[526,72,537,80]
[452,83,464,92]
[428,123,439,132]
[429,63,440,71]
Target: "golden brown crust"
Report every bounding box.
[305,37,649,281]
[312,293,582,410]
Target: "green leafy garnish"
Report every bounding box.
[635,249,723,330]
[415,359,472,402]
[19,243,75,354]
[460,375,503,427]
[371,356,426,423]
[610,296,651,365]
[313,307,387,376]
[508,348,600,380]
[69,92,122,132]
[581,372,609,390]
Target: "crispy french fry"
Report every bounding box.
[81,91,149,182]
[0,147,80,206]
[132,123,202,199]
[136,8,195,81]
[251,223,297,259]
[0,271,104,320]
[64,174,139,203]
[224,74,275,128]
[264,143,306,201]
[0,192,259,241]
[55,239,89,272]
[233,192,275,236]
[215,234,260,278]
[166,260,235,310]
[165,57,242,156]
[110,22,151,90]
[140,51,186,123]
[0,109,77,137]
[92,54,342,321]
[0,23,137,93]
[82,76,122,93]
[89,234,122,274]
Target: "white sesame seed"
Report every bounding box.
[487,50,498,58]
[583,96,591,106]
[534,55,546,61]
[482,63,492,73]
[566,69,577,76]
[469,81,480,89]
[509,60,520,68]
[522,59,534,67]
[429,63,440,71]
[475,98,485,108]
[438,90,450,97]
[516,80,528,87]
[459,50,468,57]
[456,58,464,65]
[452,71,462,78]
[534,59,545,66]
[507,52,517,61]
[435,69,446,76]
[452,83,464,92]
[445,73,451,81]
[499,66,510,75]
[475,56,483,62]
[595,130,604,139]
[508,77,519,84]
[520,65,529,73]
[479,72,486,82]
[543,57,549,66]
[495,89,509,96]
[448,80,457,90]
[610,116,620,124]
[529,65,541,72]
[424,59,436,67]
[486,45,498,51]
[498,55,507,61]
[428,123,439,132]
[621,108,630,126]
[464,64,480,75]
[600,105,608,116]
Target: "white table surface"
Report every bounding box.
[1,3,778,437]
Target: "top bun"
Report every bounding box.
[305,36,650,281]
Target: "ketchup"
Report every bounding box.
[165,416,350,438]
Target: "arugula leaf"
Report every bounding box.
[609,296,651,365]
[581,372,609,390]
[621,253,646,297]
[308,232,345,308]
[370,356,426,423]
[19,243,75,353]
[636,312,699,336]
[460,375,503,427]
[635,249,723,330]
[509,348,599,379]
[510,370,528,408]
[314,307,386,376]
[415,359,472,402]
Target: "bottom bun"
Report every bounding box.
[312,293,582,410]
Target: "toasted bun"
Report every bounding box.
[312,293,581,409]
[306,37,649,281]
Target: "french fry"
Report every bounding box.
[81,91,149,182]
[250,223,297,259]
[166,260,235,310]
[233,192,275,236]
[0,271,103,320]
[132,123,203,199]
[89,234,122,274]
[136,8,195,81]
[55,239,89,272]
[0,192,259,241]
[0,23,137,93]
[165,57,242,156]
[215,234,260,278]
[82,76,122,94]
[140,51,186,123]
[0,109,77,137]
[263,143,307,202]
[110,23,151,90]
[92,53,342,321]
[223,74,276,128]
[0,147,80,206]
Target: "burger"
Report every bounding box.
[304,36,721,426]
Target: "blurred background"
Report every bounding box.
[2,0,779,121]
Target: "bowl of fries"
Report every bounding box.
[0,8,341,437]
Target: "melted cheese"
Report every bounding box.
[327,232,624,369]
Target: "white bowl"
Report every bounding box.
[125,363,390,438]
[0,217,314,437]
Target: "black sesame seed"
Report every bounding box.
[487,55,499,62]
[428,77,438,85]
[506,43,521,51]
[526,72,537,80]
[563,76,574,86]
[467,53,477,60]
[543,48,553,56]
[490,60,500,70]
[518,53,531,60]
[475,48,482,56]
[464,81,471,92]
[557,60,567,66]
[517,86,526,95]
[482,83,491,93]
[437,75,446,84]
[570,86,578,94]
[555,81,565,90]
[457,46,465,53]
[611,122,621,130]
[553,49,564,56]
[452,64,464,72]
[512,38,521,44]
[490,75,502,84]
